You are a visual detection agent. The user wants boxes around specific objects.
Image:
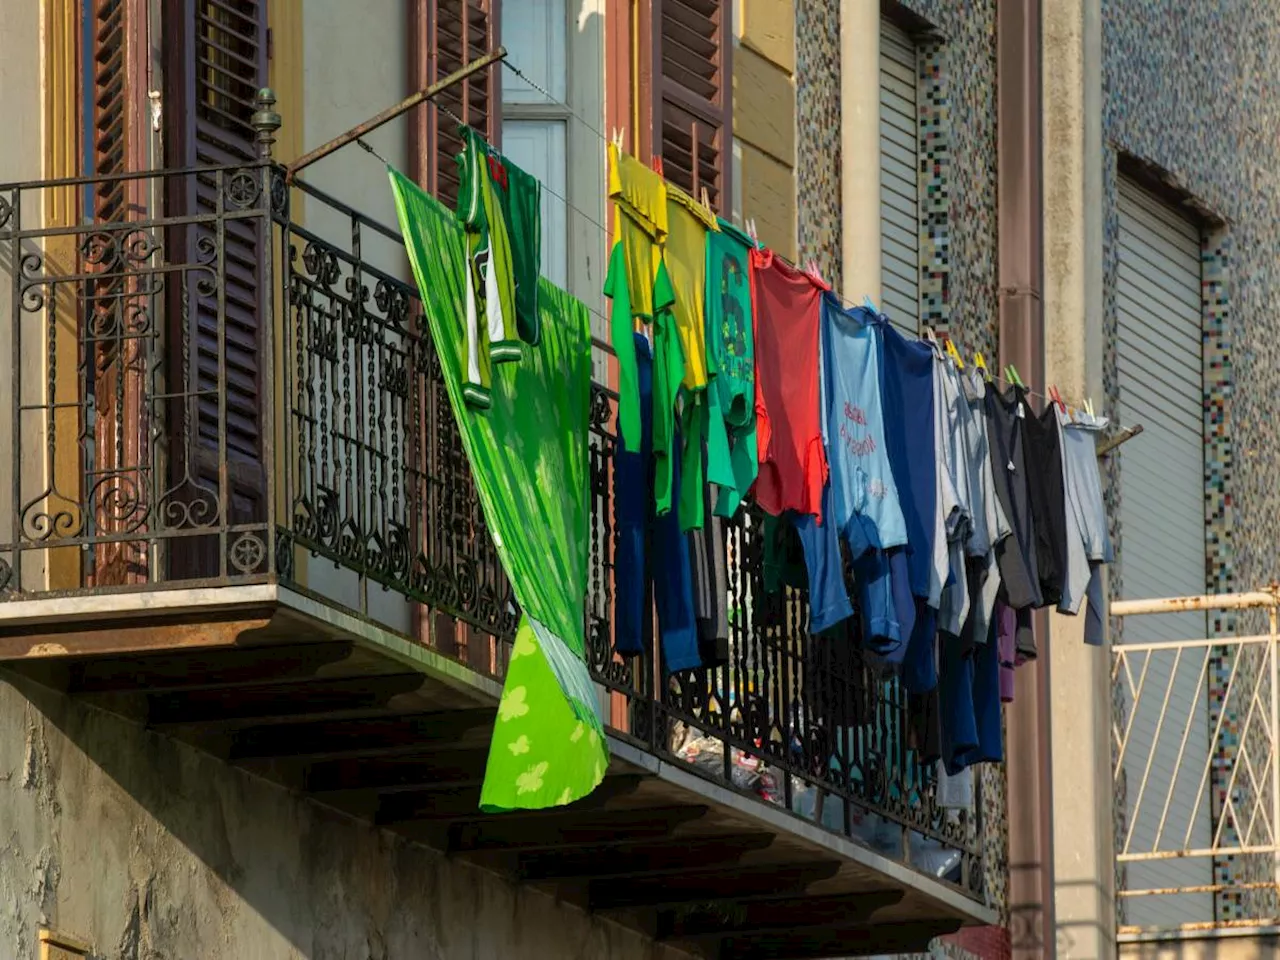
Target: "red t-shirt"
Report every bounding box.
[750,249,828,520]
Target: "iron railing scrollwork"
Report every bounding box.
[0,163,986,901]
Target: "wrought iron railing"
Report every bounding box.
[0,163,986,899]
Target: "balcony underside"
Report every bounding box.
[0,584,994,960]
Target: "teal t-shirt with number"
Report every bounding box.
[705,218,757,516]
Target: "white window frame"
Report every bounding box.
[500,1,608,380]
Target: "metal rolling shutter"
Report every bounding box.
[1116,178,1208,930]
[879,18,918,334]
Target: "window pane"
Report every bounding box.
[501,119,568,289]
[501,1,566,104]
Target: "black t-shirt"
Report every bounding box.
[1023,400,1070,610]
[983,384,1041,611]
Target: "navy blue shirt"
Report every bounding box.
[879,325,937,600]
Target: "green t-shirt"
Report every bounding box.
[651,261,681,516]
[679,392,706,532]
[705,218,758,517]
[485,147,542,346]
[604,248,681,514]
[604,242,641,454]
[706,218,755,425]
[456,125,521,361]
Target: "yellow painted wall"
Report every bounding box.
[268,0,305,165]
[42,0,81,589]
[268,0,305,586]
[733,0,796,259]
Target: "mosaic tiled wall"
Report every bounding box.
[1103,0,1280,928]
[906,0,998,361]
[1103,0,1273,617]
[918,38,950,334]
[796,2,1005,957]
[905,5,1005,952]
[795,0,842,290]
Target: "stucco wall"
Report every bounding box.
[0,675,697,960]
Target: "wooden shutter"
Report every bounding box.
[90,0,148,218]
[87,0,150,586]
[163,0,269,575]
[651,0,732,212]
[408,0,500,207]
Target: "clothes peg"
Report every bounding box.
[921,326,938,345]
[974,352,991,380]
[1048,385,1066,412]
[1085,397,1095,418]
[700,186,712,215]
[944,337,965,370]
[1005,364,1025,389]
[610,128,624,151]
[746,219,759,246]
[862,295,879,314]
[651,156,664,177]
[803,259,830,291]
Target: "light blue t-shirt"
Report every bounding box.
[819,293,908,554]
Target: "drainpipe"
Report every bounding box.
[997,1,1055,957]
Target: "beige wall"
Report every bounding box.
[1043,0,1115,956]
[301,0,409,252]
[0,1,50,590]
[734,0,797,258]
[293,0,415,629]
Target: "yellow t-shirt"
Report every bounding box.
[664,185,719,390]
[607,143,667,320]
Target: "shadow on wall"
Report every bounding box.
[0,670,699,960]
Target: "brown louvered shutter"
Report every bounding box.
[90,0,148,218]
[652,0,732,211]
[408,0,500,205]
[164,0,269,577]
[87,0,150,586]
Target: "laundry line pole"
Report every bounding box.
[285,46,509,181]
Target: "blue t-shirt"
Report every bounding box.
[819,294,908,554]
[879,323,937,599]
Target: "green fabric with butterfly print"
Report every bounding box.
[389,167,607,812]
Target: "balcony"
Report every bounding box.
[0,163,998,957]
[1112,590,1280,957]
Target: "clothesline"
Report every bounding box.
[362,57,1131,439]
[499,59,1123,425]
[380,73,1116,814]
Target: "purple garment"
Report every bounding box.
[997,603,1017,703]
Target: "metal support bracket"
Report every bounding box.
[1096,423,1144,458]
[285,46,508,182]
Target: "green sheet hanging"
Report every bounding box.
[388,167,607,811]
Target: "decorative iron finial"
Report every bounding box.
[251,88,282,160]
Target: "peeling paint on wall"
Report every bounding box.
[0,676,699,960]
